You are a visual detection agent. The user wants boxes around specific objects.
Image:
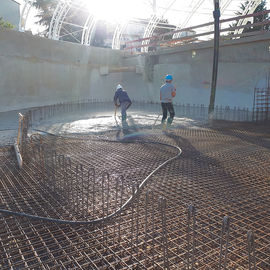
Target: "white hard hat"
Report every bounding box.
[116,84,122,90]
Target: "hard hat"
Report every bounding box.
[165,74,173,81]
[116,84,122,90]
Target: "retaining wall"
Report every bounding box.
[122,33,270,109]
[1,29,270,113]
[0,29,123,112]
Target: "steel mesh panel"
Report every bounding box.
[0,123,269,269]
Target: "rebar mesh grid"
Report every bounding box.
[0,122,269,269]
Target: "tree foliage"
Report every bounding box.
[233,0,269,33]
[0,17,14,29]
[32,0,57,35]
[251,0,269,31]
[32,0,86,42]
[31,0,175,48]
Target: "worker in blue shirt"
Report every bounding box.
[160,74,176,130]
[114,84,132,122]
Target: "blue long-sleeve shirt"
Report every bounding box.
[114,89,131,105]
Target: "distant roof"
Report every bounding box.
[9,0,21,5]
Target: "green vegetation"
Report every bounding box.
[232,0,269,33]
[0,17,14,29]
[32,0,57,36]
[33,0,85,42]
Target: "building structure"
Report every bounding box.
[0,0,20,29]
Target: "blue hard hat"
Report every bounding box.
[165,74,173,81]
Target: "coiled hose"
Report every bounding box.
[0,130,182,226]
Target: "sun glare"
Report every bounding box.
[84,0,149,22]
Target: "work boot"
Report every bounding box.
[167,117,173,128]
[162,121,167,131]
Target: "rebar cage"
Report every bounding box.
[0,108,269,269]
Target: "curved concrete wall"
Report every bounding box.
[122,33,270,109]
[0,29,123,112]
[1,29,270,113]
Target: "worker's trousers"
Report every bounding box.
[161,102,175,125]
[120,101,132,121]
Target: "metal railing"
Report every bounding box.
[124,10,270,53]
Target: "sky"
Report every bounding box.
[17,0,270,34]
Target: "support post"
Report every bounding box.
[208,0,220,120]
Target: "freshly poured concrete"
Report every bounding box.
[0,130,17,145]
[0,103,205,145]
[30,103,204,137]
[0,110,21,145]
[34,111,199,135]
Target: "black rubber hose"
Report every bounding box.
[0,130,182,226]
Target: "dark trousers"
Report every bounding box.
[120,101,132,121]
[161,102,175,124]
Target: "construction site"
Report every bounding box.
[0,0,270,269]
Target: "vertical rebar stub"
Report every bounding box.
[247,230,256,270]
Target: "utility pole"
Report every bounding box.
[208,0,220,119]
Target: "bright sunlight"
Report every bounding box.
[84,0,151,22]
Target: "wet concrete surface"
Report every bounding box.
[0,104,207,145]
[0,110,21,145]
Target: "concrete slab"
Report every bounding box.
[0,103,207,145]
[31,104,206,137]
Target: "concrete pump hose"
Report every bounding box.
[0,131,182,226]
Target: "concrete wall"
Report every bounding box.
[122,33,270,109]
[0,29,124,112]
[0,0,20,29]
[1,29,270,113]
